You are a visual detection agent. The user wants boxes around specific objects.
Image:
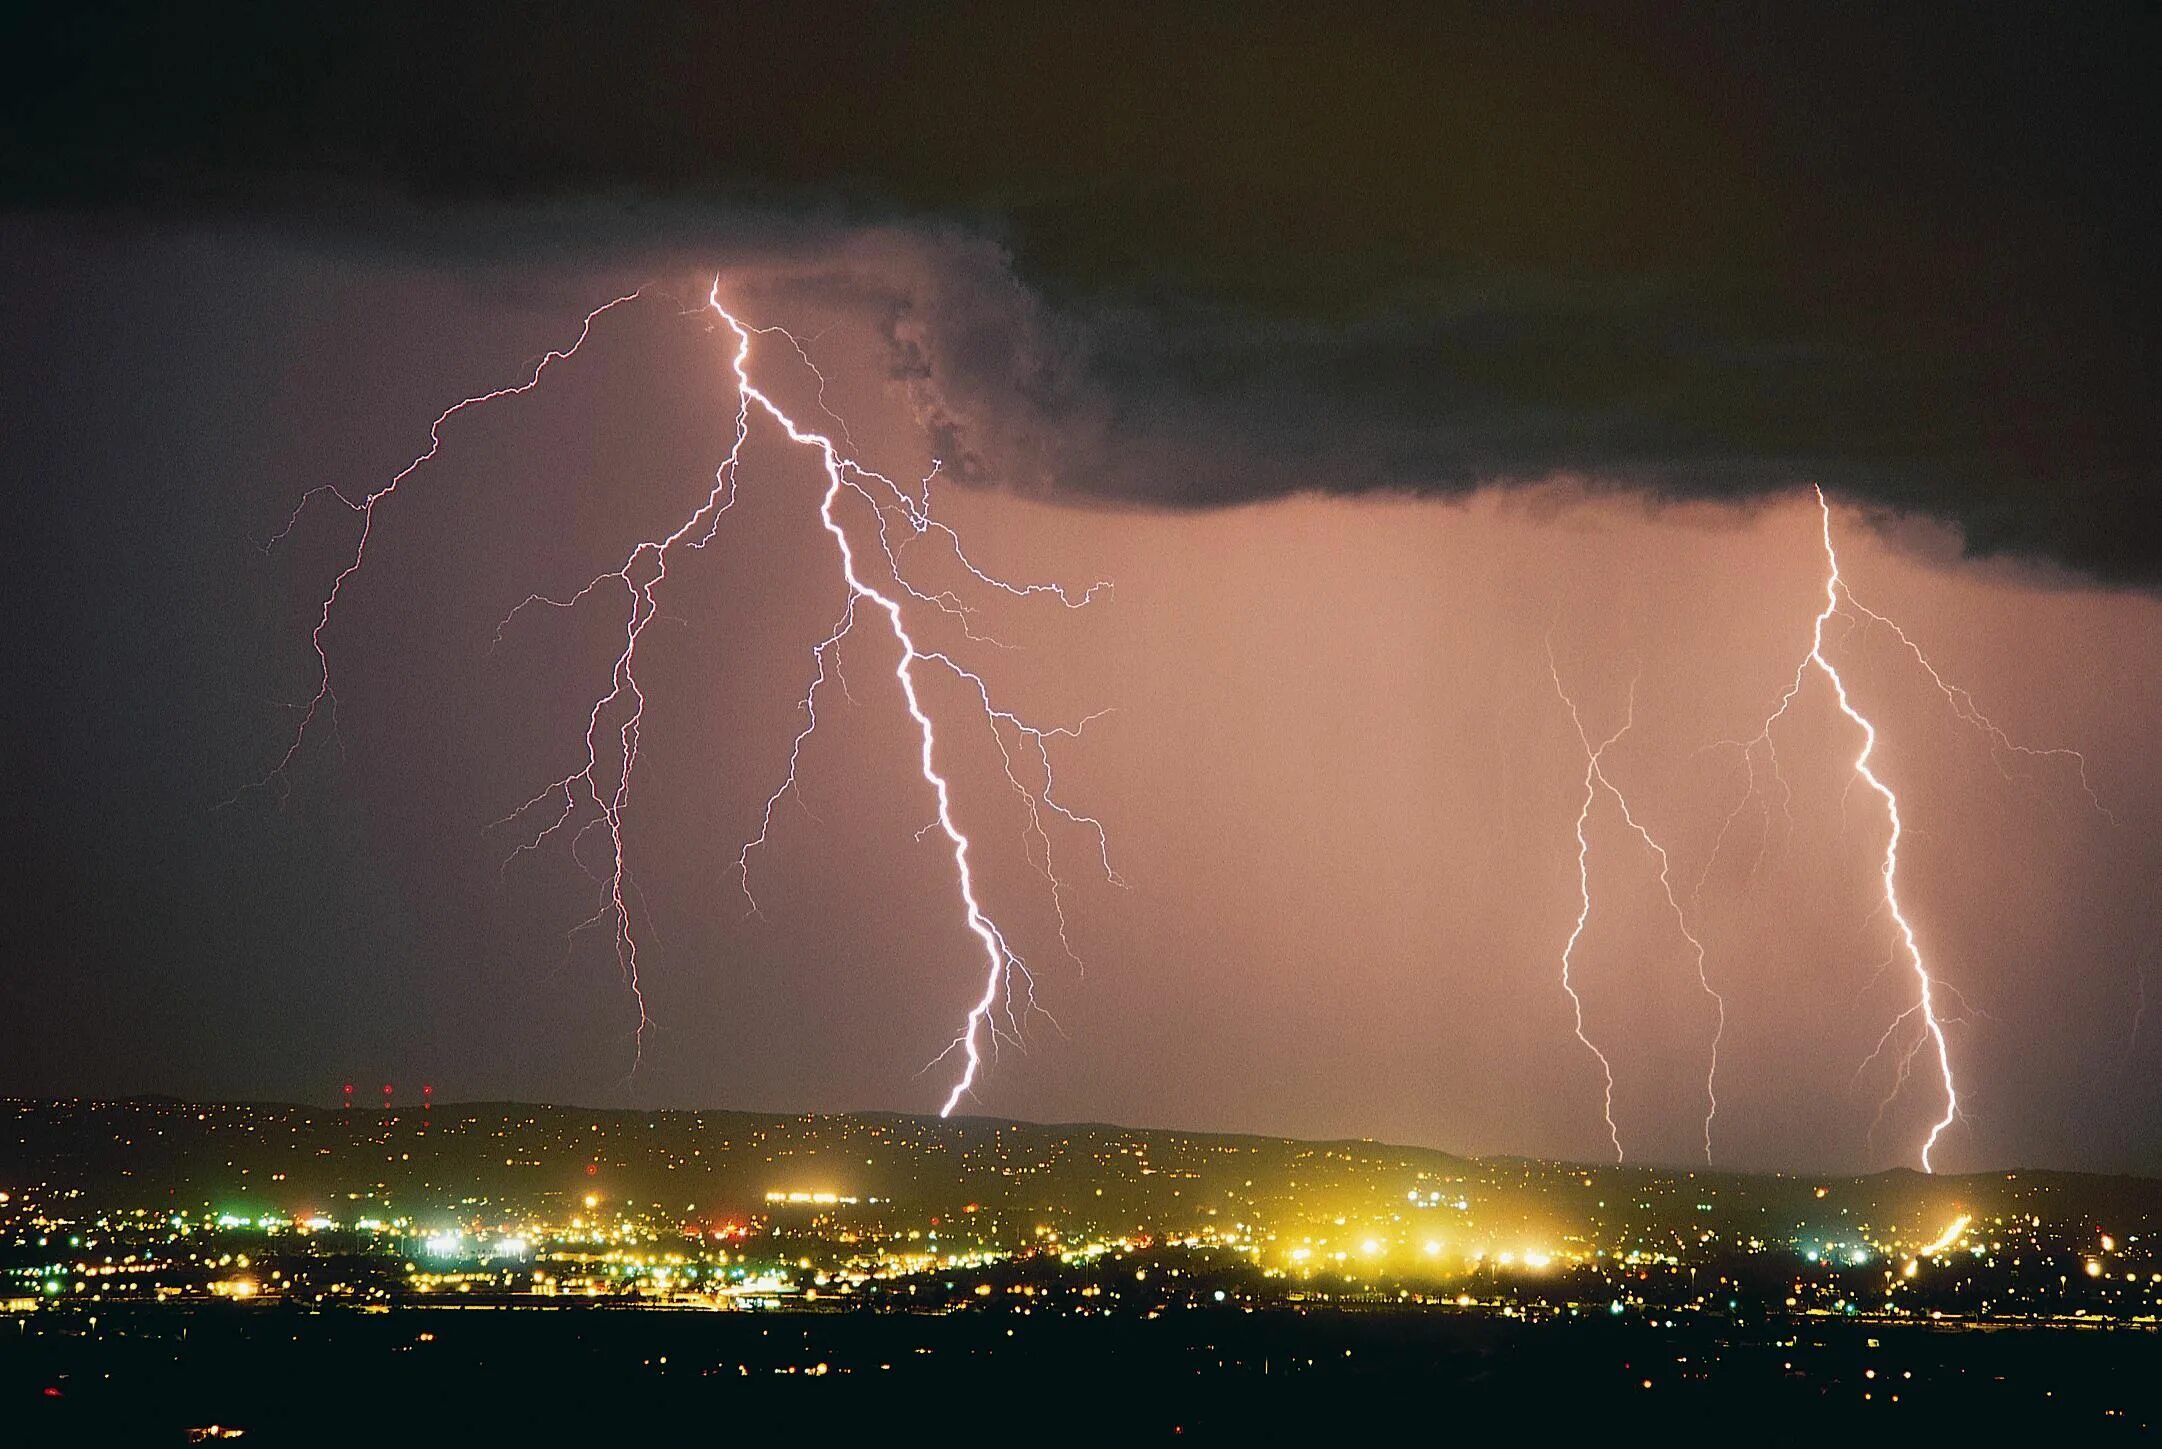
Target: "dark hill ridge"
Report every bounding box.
[4,1097,2157,1254]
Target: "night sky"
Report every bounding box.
[3,4,2158,1174]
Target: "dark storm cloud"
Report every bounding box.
[5,2,2157,581]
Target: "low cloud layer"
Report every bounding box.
[6,3,2156,581]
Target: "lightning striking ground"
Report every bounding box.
[1692,490,2131,1169]
[1717,487,1959,1170]
[1548,645,1728,1164]
[259,284,1115,1110]
[1554,677,1627,1165]
[244,291,2119,1156]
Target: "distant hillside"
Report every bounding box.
[6,1097,2157,1250]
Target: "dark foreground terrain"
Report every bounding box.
[6,1301,2156,1445]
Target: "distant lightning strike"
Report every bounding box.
[1694,490,2127,1170]
[1548,484,2124,1171]
[708,287,1112,1111]
[1725,487,1959,1170]
[1555,683,1626,1164]
[1548,645,1727,1164]
[258,284,1115,1111]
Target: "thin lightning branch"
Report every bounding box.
[235,292,644,805]
[734,596,860,917]
[747,319,861,457]
[1698,682,1812,905]
[919,653,1124,974]
[1691,740,1781,908]
[2130,900,2161,1050]
[1858,1005,1923,1156]
[1851,944,1902,1005]
[1548,643,1729,1164]
[841,459,1109,610]
[2134,943,2153,1050]
[1854,1004,1923,1090]
[855,478,1024,651]
[256,286,1113,1108]
[1837,593,2122,829]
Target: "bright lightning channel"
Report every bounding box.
[1720,486,1959,1171]
[1548,643,1727,1164]
[257,284,1117,1112]
[699,285,1114,1114]
[1701,490,2126,1169]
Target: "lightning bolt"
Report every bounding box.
[1555,674,1626,1164]
[1547,642,1728,1164]
[701,288,1119,1113]
[1719,486,1959,1171]
[1700,487,2132,1169]
[256,282,1116,1110]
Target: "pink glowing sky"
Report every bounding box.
[3,227,2158,1176]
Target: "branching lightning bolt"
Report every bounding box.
[1720,487,1959,1170]
[1698,487,2129,1169]
[703,289,1120,1113]
[254,283,1117,1110]
[1548,642,1728,1164]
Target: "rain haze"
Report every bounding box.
[4,4,2158,1176]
